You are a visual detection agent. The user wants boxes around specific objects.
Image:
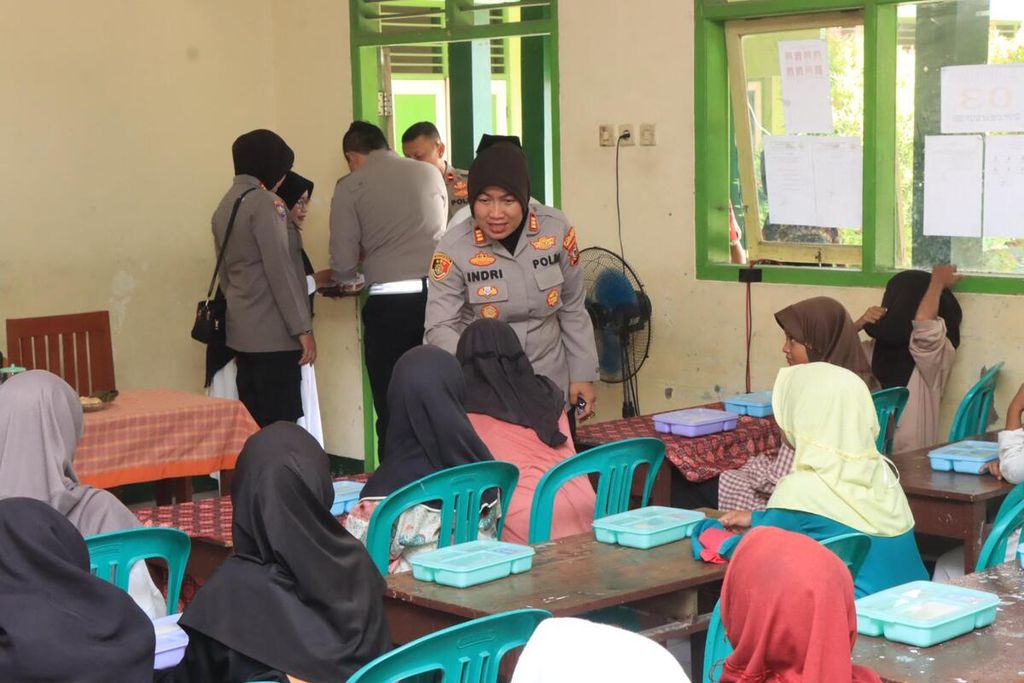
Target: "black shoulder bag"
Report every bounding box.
[191,188,257,344]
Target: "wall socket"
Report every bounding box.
[639,123,656,146]
[617,124,635,146]
[598,124,615,147]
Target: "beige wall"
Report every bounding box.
[559,0,1021,433]
[0,0,365,459]
[2,1,1018,465]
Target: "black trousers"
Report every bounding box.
[362,288,428,460]
[234,349,303,428]
[671,470,720,509]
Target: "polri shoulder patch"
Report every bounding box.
[273,199,288,220]
[430,252,454,281]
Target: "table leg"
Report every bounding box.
[963,501,989,573]
[154,478,194,505]
[219,469,234,497]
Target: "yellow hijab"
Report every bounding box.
[767,362,915,537]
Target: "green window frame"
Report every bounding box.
[696,0,1024,295]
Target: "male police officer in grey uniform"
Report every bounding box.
[327,121,448,460]
[401,121,469,221]
[425,141,599,430]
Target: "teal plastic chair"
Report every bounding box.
[702,601,731,683]
[948,362,1004,442]
[528,437,665,543]
[85,526,191,613]
[975,496,1024,571]
[821,532,872,579]
[871,387,910,455]
[347,608,551,682]
[365,460,519,575]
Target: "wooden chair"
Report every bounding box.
[6,311,115,395]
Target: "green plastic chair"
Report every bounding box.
[85,527,191,613]
[348,608,551,682]
[365,460,519,575]
[975,496,1024,571]
[821,532,872,579]
[702,601,731,683]
[948,362,1004,442]
[528,437,665,543]
[871,387,910,455]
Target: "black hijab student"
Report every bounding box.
[0,497,154,683]
[346,345,497,572]
[861,266,963,452]
[158,423,390,683]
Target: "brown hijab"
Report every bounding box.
[775,297,879,390]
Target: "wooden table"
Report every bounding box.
[384,531,726,645]
[854,562,1024,683]
[77,389,258,502]
[576,405,782,506]
[893,433,1013,572]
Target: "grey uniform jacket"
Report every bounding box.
[329,149,447,286]
[424,206,600,399]
[212,175,311,353]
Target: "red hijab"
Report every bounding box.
[720,527,881,683]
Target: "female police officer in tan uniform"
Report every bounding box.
[424,141,599,428]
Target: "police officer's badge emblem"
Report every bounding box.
[546,289,560,307]
[531,235,556,251]
[468,252,496,267]
[430,252,453,281]
[480,304,500,319]
[477,285,499,299]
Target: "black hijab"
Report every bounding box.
[361,345,495,499]
[0,497,154,683]
[231,129,294,189]
[178,423,390,683]
[276,170,314,211]
[456,319,567,447]
[864,270,963,388]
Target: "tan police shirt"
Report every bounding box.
[442,162,470,221]
[329,149,447,286]
[424,206,600,399]
[212,175,311,353]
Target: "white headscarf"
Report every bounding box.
[511,618,690,683]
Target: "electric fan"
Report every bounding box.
[580,246,652,418]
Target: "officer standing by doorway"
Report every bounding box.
[424,140,599,439]
[325,121,448,460]
[401,121,469,222]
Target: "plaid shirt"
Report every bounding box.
[718,443,795,511]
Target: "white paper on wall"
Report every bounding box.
[941,64,1024,134]
[983,134,1024,238]
[923,135,984,237]
[763,135,862,228]
[778,39,834,135]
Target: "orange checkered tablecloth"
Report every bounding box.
[576,404,782,483]
[76,389,259,489]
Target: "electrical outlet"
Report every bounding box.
[599,125,615,147]
[639,123,656,146]
[617,124,635,146]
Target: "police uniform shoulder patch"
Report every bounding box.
[273,198,288,220]
[430,252,454,281]
[546,289,560,307]
[563,226,580,266]
[468,251,496,267]
[531,235,556,251]
[474,227,486,245]
[480,304,500,319]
